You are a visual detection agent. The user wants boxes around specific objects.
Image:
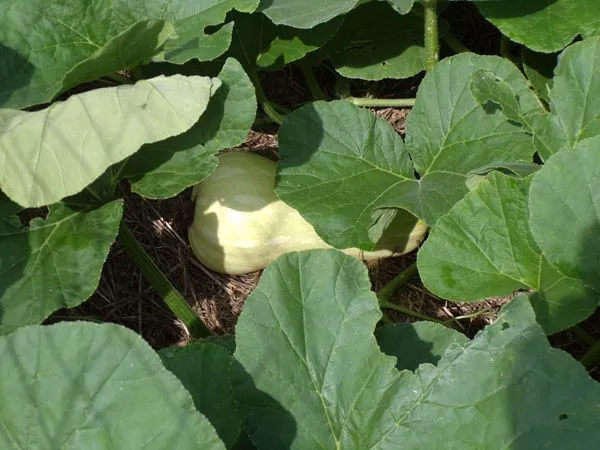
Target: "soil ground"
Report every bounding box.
[46,2,600,379]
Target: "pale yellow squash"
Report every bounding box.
[188,151,427,274]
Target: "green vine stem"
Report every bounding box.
[380,300,448,326]
[118,222,211,338]
[104,71,134,84]
[346,97,416,108]
[422,0,440,72]
[442,33,471,54]
[377,262,418,303]
[248,70,285,125]
[299,62,327,101]
[571,325,597,346]
[580,339,600,370]
[500,36,521,67]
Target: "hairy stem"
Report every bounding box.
[423,0,439,72]
[118,222,211,338]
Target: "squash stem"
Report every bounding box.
[104,71,134,85]
[377,262,418,303]
[380,301,448,326]
[571,325,597,346]
[299,62,327,101]
[423,0,439,72]
[118,222,211,338]
[346,97,416,108]
[442,33,471,54]
[581,339,600,370]
[248,70,285,125]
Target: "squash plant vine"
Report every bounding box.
[1,0,600,448]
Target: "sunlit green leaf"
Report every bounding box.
[0,75,219,207]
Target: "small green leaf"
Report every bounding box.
[234,249,600,448]
[0,322,225,449]
[375,321,468,372]
[549,37,600,146]
[228,12,341,71]
[160,343,240,449]
[522,48,557,103]
[0,201,123,334]
[0,75,219,207]
[258,0,359,28]
[156,0,260,64]
[477,0,600,52]
[124,59,256,199]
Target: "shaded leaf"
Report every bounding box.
[160,343,239,449]
[124,58,255,199]
[0,201,123,334]
[234,249,600,449]
[324,2,425,80]
[0,75,219,207]
[156,0,260,64]
[375,321,468,371]
[229,12,341,71]
[0,322,224,449]
[522,48,557,104]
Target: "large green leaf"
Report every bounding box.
[0,2,171,108]
[160,343,240,449]
[0,75,219,207]
[0,201,123,334]
[417,172,597,333]
[123,59,255,199]
[276,54,540,249]
[529,139,600,296]
[233,249,600,449]
[258,0,359,28]
[0,322,224,449]
[477,0,600,53]
[323,2,425,80]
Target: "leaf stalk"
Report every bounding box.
[118,222,211,338]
